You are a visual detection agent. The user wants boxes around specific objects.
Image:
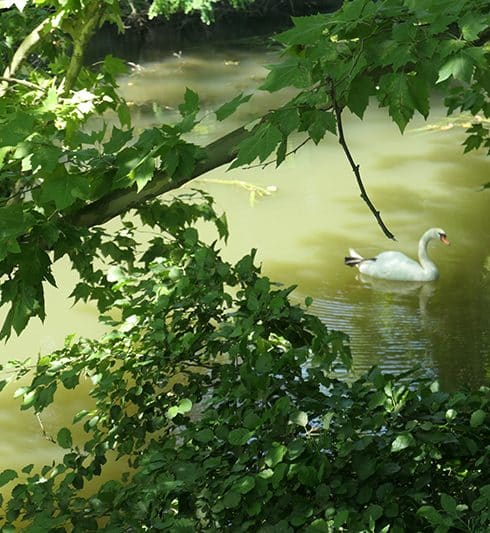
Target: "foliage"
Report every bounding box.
[1,194,489,531]
[0,0,488,338]
[0,2,489,529]
[147,0,256,24]
[232,0,490,169]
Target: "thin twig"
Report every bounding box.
[0,76,43,91]
[329,81,396,240]
[36,413,56,444]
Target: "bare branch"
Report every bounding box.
[36,413,56,444]
[329,82,396,240]
[0,76,43,91]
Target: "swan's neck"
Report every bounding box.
[418,232,438,278]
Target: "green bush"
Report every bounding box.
[0,194,488,532]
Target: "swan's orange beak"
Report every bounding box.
[440,234,450,245]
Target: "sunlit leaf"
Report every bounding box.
[437,53,474,83]
[391,432,416,452]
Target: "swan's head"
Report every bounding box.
[430,228,450,245]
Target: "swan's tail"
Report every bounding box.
[344,248,364,267]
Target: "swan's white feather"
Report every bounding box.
[346,228,449,282]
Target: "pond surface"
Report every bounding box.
[115,40,489,391]
[0,39,489,475]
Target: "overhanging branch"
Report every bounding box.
[69,126,249,227]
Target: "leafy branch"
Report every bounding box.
[0,9,65,97]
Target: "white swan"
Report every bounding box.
[344,228,450,281]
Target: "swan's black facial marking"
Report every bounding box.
[438,232,450,245]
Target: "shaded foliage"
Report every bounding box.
[0,0,488,338]
[0,3,489,530]
[0,194,488,531]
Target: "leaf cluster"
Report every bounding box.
[0,71,203,338]
[229,0,490,169]
[147,0,256,24]
[0,193,488,532]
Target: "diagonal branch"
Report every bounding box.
[70,126,249,227]
[0,10,65,97]
[329,83,396,240]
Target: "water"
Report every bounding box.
[0,40,489,478]
[115,43,489,391]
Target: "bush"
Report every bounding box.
[0,194,488,531]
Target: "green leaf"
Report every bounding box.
[233,475,255,494]
[291,411,308,427]
[223,490,241,508]
[470,409,486,428]
[333,509,349,529]
[228,428,253,445]
[230,123,283,168]
[73,409,89,423]
[378,73,414,132]
[276,138,287,167]
[0,111,35,147]
[417,505,444,526]
[117,102,132,128]
[167,398,193,419]
[391,432,416,452]
[256,352,272,373]
[103,54,128,77]
[0,205,34,240]
[179,88,199,117]
[440,493,457,515]
[265,443,287,467]
[215,92,252,121]
[437,53,474,83]
[298,465,318,487]
[460,13,487,41]
[347,76,376,119]
[407,74,430,119]
[0,469,17,487]
[260,58,312,92]
[40,171,90,210]
[273,108,300,136]
[301,110,336,143]
[195,428,214,443]
[445,408,457,421]
[57,427,73,449]
[104,126,133,153]
[129,155,155,192]
[276,14,328,46]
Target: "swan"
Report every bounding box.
[344,228,450,281]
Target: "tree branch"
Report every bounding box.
[0,76,43,91]
[63,2,107,94]
[69,126,249,227]
[329,83,396,240]
[0,10,65,97]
